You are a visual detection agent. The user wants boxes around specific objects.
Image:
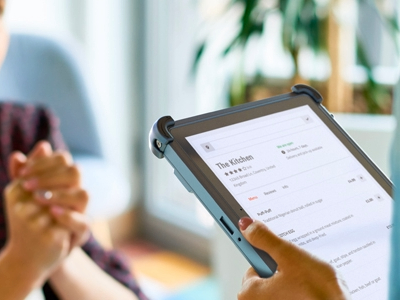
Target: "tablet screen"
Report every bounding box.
[186,104,392,300]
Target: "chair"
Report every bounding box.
[0,32,131,233]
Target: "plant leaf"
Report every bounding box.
[191,42,207,77]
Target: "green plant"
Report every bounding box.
[194,0,399,113]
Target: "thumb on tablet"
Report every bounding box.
[239,217,302,268]
[238,217,352,300]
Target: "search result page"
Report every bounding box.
[187,105,392,300]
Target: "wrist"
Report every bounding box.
[49,247,81,280]
[0,246,46,299]
[1,245,47,283]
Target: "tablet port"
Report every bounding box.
[220,217,234,235]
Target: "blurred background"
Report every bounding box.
[2,0,399,299]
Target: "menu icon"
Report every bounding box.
[301,115,313,124]
[201,142,215,152]
[357,174,366,182]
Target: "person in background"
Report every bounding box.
[0,140,146,300]
[0,1,148,298]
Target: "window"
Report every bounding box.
[144,1,215,237]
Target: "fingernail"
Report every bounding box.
[22,179,38,190]
[35,190,53,201]
[50,205,64,216]
[239,217,254,231]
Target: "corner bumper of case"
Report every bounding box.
[149,116,175,159]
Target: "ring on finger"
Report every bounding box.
[36,190,54,201]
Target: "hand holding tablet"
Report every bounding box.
[150,85,393,299]
[237,217,351,300]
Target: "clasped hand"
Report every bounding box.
[3,141,90,287]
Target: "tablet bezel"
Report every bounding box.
[168,93,393,227]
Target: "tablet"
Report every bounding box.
[149,85,393,300]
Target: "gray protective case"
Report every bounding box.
[148,84,393,278]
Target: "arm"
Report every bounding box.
[238,218,351,300]
[0,246,45,300]
[49,247,138,300]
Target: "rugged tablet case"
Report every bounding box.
[148,84,388,277]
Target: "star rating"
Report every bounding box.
[224,169,244,176]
